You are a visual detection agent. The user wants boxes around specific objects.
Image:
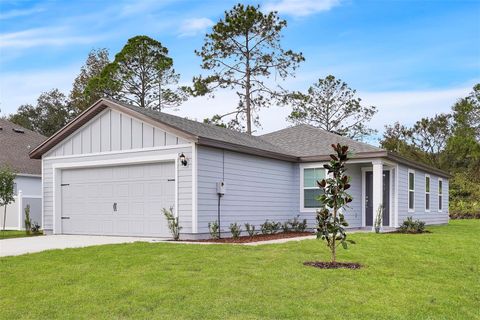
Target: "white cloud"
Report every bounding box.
[0,27,102,48]
[0,6,44,20]
[178,18,213,37]
[263,0,341,17]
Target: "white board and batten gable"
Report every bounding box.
[44,108,191,158]
[41,107,196,236]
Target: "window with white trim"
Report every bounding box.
[425,175,430,211]
[302,167,326,209]
[408,170,415,211]
[438,179,443,211]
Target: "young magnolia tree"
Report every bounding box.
[0,167,16,231]
[316,144,355,263]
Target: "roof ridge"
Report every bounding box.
[106,98,291,153]
[261,123,384,152]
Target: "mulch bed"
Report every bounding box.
[184,231,314,243]
[303,261,362,269]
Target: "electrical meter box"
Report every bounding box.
[216,181,226,195]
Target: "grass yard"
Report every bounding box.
[0,230,43,240]
[1,220,479,320]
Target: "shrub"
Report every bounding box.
[208,220,220,239]
[162,207,182,240]
[229,223,242,239]
[31,221,41,234]
[260,220,270,235]
[288,215,308,232]
[261,220,281,235]
[271,221,281,234]
[450,211,480,219]
[398,217,426,234]
[24,205,32,235]
[282,222,290,233]
[374,205,383,233]
[244,223,256,237]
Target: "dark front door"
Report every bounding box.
[365,171,390,226]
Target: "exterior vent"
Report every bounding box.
[12,128,25,133]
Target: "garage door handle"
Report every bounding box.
[61,217,70,220]
[113,203,117,212]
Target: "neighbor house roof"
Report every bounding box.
[29,98,450,178]
[0,118,46,175]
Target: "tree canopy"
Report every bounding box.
[287,75,378,140]
[86,36,187,111]
[8,89,74,137]
[193,4,304,134]
[70,48,110,113]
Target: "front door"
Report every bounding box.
[365,171,390,226]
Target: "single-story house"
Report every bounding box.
[1,118,45,230]
[29,98,450,239]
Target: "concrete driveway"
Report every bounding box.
[0,235,167,257]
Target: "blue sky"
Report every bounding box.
[0,0,479,138]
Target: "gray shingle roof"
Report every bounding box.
[113,99,293,156]
[0,119,46,175]
[259,124,383,157]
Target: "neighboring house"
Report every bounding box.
[29,99,450,239]
[0,119,45,230]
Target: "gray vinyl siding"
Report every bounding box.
[197,146,306,234]
[397,164,449,225]
[45,109,188,158]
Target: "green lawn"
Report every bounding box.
[0,230,43,240]
[1,220,479,320]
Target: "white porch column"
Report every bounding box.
[372,160,383,231]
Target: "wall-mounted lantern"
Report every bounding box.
[179,153,188,167]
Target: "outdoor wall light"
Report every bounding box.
[179,153,188,166]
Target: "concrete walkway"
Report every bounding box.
[0,235,166,257]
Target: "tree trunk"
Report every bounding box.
[3,205,6,231]
[246,70,251,135]
[245,31,252,135]
[332,206,337,263]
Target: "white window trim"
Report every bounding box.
[438,178,443,212]
[425,174,430,212]
[408,169,415,212]
[299,163,327,212]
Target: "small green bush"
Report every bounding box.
[398,217,426,234]
[163,207,182,240]
[24,205,32,235]
[31,221,41,234]
[260,220,281,235]
[288,215,308,232]
[244,223,256,237]
[208,221,220,239]
[229,223,242,239]
[281,222,290,233]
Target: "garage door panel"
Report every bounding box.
[61,161,175,237]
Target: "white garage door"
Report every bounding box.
[60,162,175,237]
